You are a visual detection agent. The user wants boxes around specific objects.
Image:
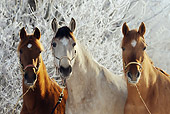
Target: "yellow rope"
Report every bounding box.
[135,85,151,114]
[12,87,31,114]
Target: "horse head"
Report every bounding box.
[18,27,43,86]
[51,18,77,79]
[121,22,147,84]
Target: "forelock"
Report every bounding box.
[18,37,44,52]
[55,26,73,39]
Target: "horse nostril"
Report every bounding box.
[68,65,72,73]
[24,73,28,80]
[127,71,132,79]
[33,73,37,80]
[136,71,140,78]
[59,66,64,74]
[59,65,72,76]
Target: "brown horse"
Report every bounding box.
[18,27,67,114]
[121,22,170,114]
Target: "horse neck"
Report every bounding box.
[140,53,157,87]
[66,42,100,97]
[23,56,51,97]
[127,53,158,99]
[74,42,99,74]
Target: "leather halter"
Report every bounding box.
[52,52,76,78]
[19,55,41,73]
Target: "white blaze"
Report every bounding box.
[61,38,69,46]
[131,40,137,47]
[27,43,32,48]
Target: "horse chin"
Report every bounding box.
[60,73,72,80]
[127,77,140,85]
[24,80,36,87]
[128,81,138,85]
[24,81,34,87]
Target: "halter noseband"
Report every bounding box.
[55,55,76,67]
[24,64,38,71]
[20,56,41,74]
[124,61,143,70]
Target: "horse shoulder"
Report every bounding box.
[100,67,127,90]
[124,103,148,114]
[48,79,68,114]
[20,104,29,114]
[156,71,170,91]
[50,78,68,97]
[147,71,170,113]
[98,67,127,105]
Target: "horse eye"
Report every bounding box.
[143,47,146,50]
[20,50,22,54]
[72,43,76,47]
[52,42,57,47]
[122,47,125,51]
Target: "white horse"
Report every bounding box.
[51,18,127,114]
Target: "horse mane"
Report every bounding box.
[155,67,170,77]
[18,35,44,52]
[75,41,97,71]
[55,26,76,41]
[145,51,169,77]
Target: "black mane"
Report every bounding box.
[55,26,73,39]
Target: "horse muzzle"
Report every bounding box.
[126,71,141,84]
[24,72,37,86]
[59,65,72,79]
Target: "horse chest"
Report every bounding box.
[125,104,148,114]
[66,90,120,114]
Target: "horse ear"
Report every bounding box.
[138,22,145,36]
[51,18,58,33]
[33,27,41,40]
[122,22,129,36]
[69,18,76,32]
[20,27,27,40]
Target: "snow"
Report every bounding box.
[1,0,170,113]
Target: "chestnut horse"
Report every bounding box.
[50,18,127,114]
[18,27,67,114]
[121,22,170,114]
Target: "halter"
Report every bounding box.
[124,61,143,71]
[51,51,76,113]
[17,55,66,114]
[19,54,41,74]
[24,64,38,71]
[52,51,76,73]
[13,57,41,113]
[51,79,66,114]
[19,55,41,90]
[124,61,151,114]
[55,55,76,66]
[51,55,72,114]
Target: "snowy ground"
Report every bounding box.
[0,0,170,113]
